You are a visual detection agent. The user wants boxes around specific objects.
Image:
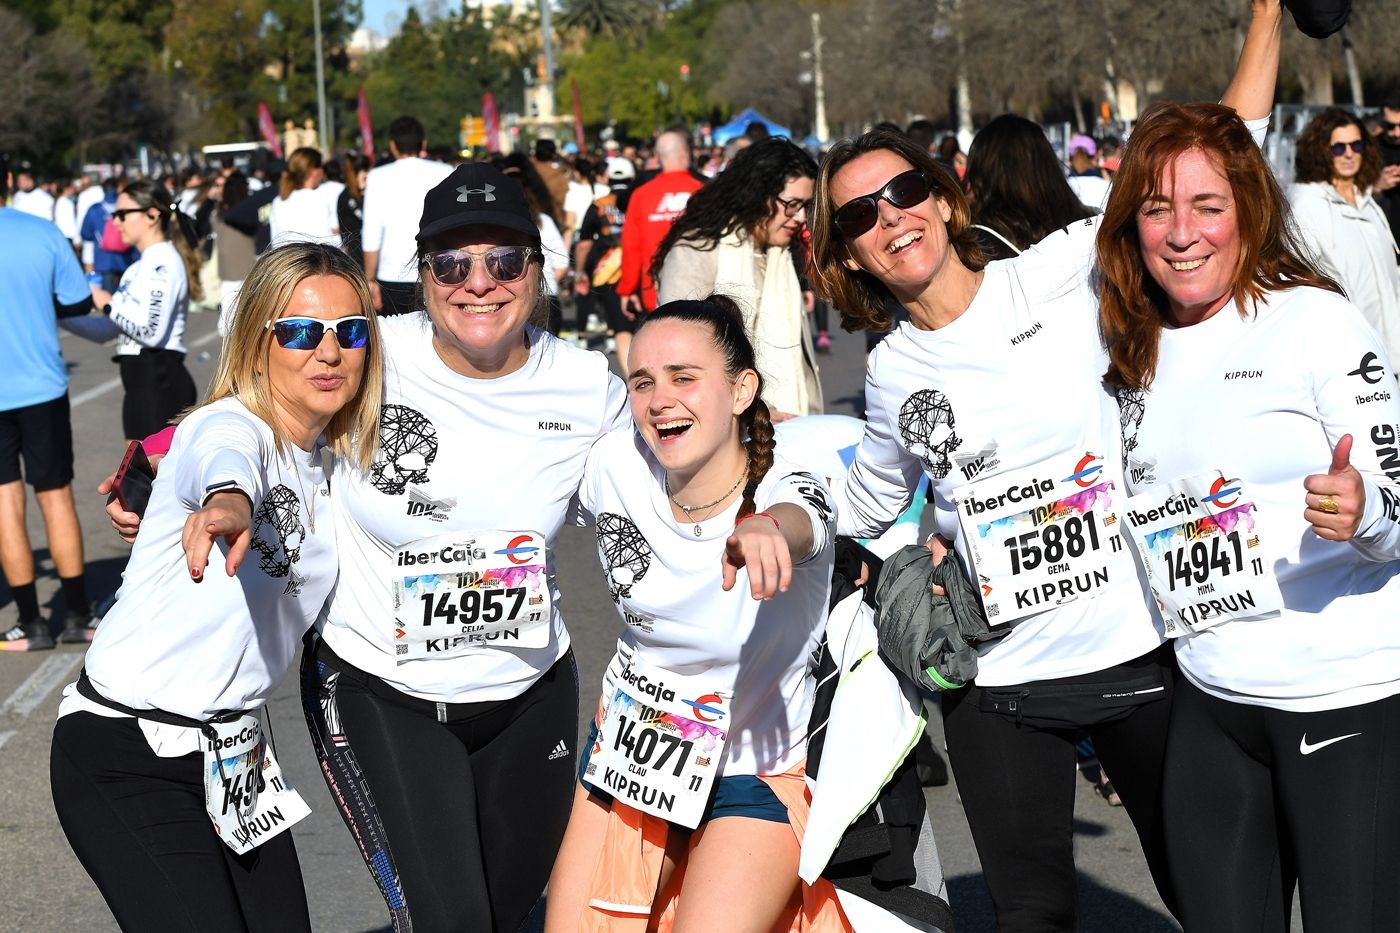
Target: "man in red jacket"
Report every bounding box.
[616,129,703,374]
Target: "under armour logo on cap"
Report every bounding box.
[457,184,496,203]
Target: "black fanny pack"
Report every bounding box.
[977,646,1174,730]
[77,669,251,741]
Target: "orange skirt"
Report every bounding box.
[579,762,853,933]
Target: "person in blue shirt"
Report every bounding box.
[79,178,139,292]
[0,166,99,650]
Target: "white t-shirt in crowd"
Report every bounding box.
[1066,172,1111,211]
[59,397,337,754]
[320,314,629,702]
[12,188,55,221]
[360,156,453,283]
[108,241,190,356]
[563,180,595,236]
[269,187,339,247]
[53,196,79,244]
[1122,286,1400,712]
[539,212,569,297]
[840,216,1161,686]
[579,430,836,777]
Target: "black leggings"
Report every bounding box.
[1164,679,1400,932]
[301,638,579,933]
[50,712,310,933]
[941,651,1176,932]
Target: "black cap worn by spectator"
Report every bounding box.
[417,163,541,246]
[1283,0,1350,39]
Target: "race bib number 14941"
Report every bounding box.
[1122,472,1282,636]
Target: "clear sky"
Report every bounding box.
[360,0,407,37]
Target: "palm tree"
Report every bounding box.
[557,0,645,39]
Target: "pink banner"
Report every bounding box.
[482,92,500,153]
[257,102,283,159]
[358,87,374,159]
[571,79,586,151]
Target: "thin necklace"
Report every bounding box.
[289,446,329,534]
[667,455,748,537]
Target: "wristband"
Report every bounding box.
[735,510,780,532]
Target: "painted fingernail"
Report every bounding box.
[191,568,202,580]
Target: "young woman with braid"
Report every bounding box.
[545,297,848,933]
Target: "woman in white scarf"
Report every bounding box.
[654,138,823,420]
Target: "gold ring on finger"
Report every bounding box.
[1318,494,1340,515]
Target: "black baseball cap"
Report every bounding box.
[417,163,540,245]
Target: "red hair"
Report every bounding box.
[1097,102,1339,390]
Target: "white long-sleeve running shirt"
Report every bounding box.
[107,240,189,356]
[59,398,337,754]
[1122,286,1400,712]
[840,216,1162,686]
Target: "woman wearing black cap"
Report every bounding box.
[292,162,629,933]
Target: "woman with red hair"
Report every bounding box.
[1096,94,1400,933]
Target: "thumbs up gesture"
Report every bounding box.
[1303,434,1364,541]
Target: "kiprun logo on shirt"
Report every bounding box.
[372,405,438,495]
[898,389,962,479]
[1349,352,1385,385]
[596,513,653,603]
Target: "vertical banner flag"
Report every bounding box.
[257,102,283,159]
[482,92,500,153]
[358,87,375,159]
[571,79,586,151]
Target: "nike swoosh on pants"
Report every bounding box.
[1299,732,1363,755]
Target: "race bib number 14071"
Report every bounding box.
[955,452,1135,626]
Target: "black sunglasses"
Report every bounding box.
[1330,140,1365,156]
[112,208,150,221]
[832,170,933,238]
[422,246,539,286]
[267,316,371,350]
[1382,120,1400,133]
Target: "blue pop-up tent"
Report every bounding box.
[712,108,792,144]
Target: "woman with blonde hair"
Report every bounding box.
[270,146,339,247]
[54,241,381,933]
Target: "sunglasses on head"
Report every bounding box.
[267,315,371,350]
[832,169,933,238]
[1330,140,1365,156]
[421,246,539,287]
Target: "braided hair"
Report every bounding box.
[643,295,775,518]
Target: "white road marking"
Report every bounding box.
[70,329,222,409]
[2,654,81,720]
[0,731,14,752]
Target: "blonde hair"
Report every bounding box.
[199,242,383,470]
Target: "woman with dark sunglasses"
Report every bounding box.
[1288,108,1400,369]
[53,242,382,933]
[805,4,1283,929]
[87,178,205,442]
[296,162,629,933]
[653,138,823,421]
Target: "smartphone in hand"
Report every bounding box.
[113,441,155,518]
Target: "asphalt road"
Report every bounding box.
[0,301,1236,932]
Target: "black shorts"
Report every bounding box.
[0,393,75,490]
[118,350,196,441]
[597,287,640,334]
